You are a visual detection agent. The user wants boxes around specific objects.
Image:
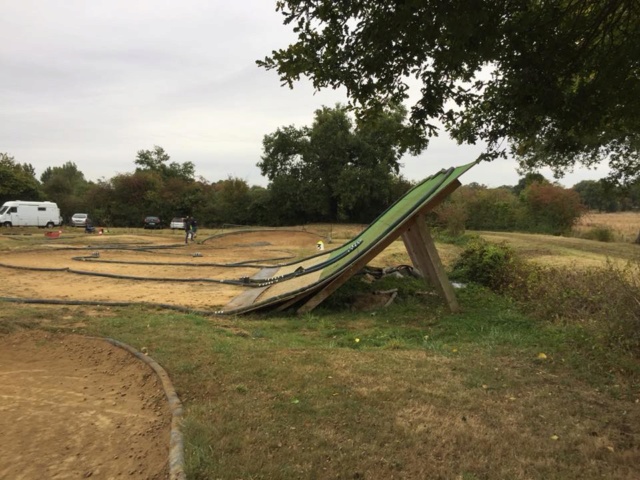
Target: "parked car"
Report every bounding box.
[143,216,162,229]
[170,217,185,230]
[70,213,88,227]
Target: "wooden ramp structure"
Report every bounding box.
[224,161,476,315]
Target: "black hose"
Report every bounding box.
[0,262,262,287]
[0,296,226,316]
[70,253,297,267]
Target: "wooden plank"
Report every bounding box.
[402,217,460,312]
[274,294,308,312]
[224,286,269,310]
[251,266,280,280]
[297,179,462,314]
[224,266,280,310]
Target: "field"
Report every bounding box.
[575,211,640,243]
[1,215,639,479]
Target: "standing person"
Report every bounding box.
[183,216,191,244]
[84,217,95,234]
[190,217,198,241]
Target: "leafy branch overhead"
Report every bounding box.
[258,0,640,181]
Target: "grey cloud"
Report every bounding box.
[0,0,609,187]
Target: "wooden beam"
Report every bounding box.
[402,216,460,312]
[296,179,462,314]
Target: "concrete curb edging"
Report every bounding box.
[101,337,186,480]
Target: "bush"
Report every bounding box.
[449,239,521,291]
[451,243,640,356]
[520,183,586,234]
[511,261,640,355]
[434,185,519,232]
[578,226,615,242]
[433,200,467,236]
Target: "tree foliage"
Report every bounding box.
[135,145,195,181]
[40,162,91,220]
[0,153,42,204]
[433,176,585,235]
[572,179,619,212]
[259,104,413,224]
[513,172,549,196]
[521,183,585,234]
[259,0,640,180]
[208,177,254,226]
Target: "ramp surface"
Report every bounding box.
[224,161,476,314]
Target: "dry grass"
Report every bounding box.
[476,231,640,269]
[3,297,639,480]
[575,211,640,243]
[2,224,640,479]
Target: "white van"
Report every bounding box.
[0,201,63,228]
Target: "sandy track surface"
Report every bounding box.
[0,229,327,479]
[0,230,324,311]
[0,330,170,479]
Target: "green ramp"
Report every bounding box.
[225,161,477,314]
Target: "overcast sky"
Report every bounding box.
[1,0,611,188]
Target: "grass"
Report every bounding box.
[1,223,640,478]
[575,211,640,243]
[2,279,639,479]
[475,231,640,268]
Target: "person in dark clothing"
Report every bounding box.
[189,217,198,241]
[85,218,95,234]
[183,216,191,244]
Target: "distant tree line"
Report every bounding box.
[433,172,640,236]
[433,176,586,236]
[1,148,274,228]
[0,105,415,227]
[2,105,639,231]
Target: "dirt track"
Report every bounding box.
[0,330,170,479]
[0,229,324,311]
[0,229,326,479]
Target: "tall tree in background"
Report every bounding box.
[521,183,585,234]
[109,171,164,227]
[0,153,42,203]
[259,124,315,224]
[259,1,640,181]
[135,146,196,181]
[512,172,549,196]
[573,179,620,212]
[40,162,90,220]
[210,177,253,225]
[132,146,205,225]
[83,180,114,226]
[259,104,412,223]
[161,176,206,219]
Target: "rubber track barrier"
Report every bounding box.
[99,336,186,480]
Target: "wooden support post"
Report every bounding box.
[401,216,460,313]
[296,179,463,315]
[296,252,377,315]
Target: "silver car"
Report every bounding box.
[71,213,88,227]
[170,217,185,230]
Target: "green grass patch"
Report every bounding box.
[2,227,639,478]
[2,276,639,479]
